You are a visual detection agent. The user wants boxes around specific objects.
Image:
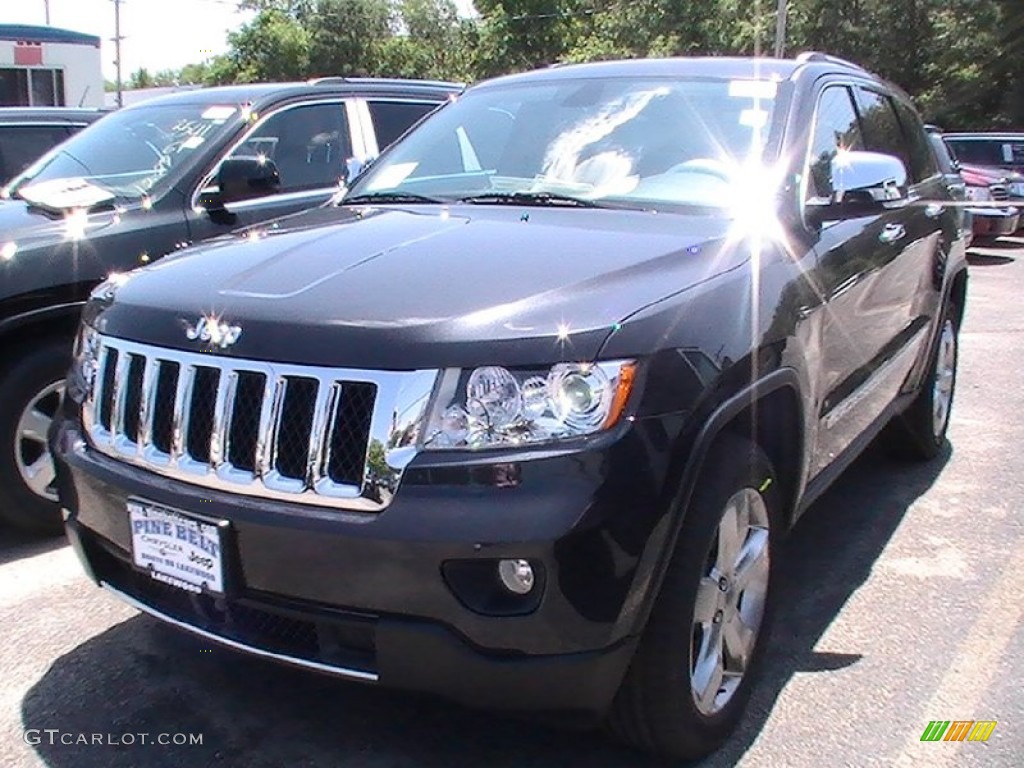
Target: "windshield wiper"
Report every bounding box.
[341,191,448,205]
[458,191,601,208]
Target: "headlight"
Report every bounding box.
[68,323,100,403]
[423,360,636,449]
[965,185,992,202]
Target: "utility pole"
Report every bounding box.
[44,0,50,25]
[774,0,788,58]
[112,0,124,107]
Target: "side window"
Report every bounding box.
[367,100,438,149]
[806,86,864,201]
[927,132,956,175]
[0,125,73,183]
[892,98,938,182]
[856,89,913,178]
[228,103,351,194]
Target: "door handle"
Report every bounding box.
[924,203,944,218]
[879,223,906,244]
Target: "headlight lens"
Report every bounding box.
[424,360,636,449]
[68,323,100,403]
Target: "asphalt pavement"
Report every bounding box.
[2,238,1023,767]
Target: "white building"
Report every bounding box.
[0,24,104,108]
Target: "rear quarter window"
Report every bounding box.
[367,100,439,150]
[0,124,74,183]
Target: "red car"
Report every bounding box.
[958,162,1020,241]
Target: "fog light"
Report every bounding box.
[498,559,535,594]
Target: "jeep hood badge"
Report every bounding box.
[184,315,242,349]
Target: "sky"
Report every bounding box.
[4,1,478,82]
[5,0,253,80]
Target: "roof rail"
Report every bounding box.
[795,51,867,72]
[307,76,463,89]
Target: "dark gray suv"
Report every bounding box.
[53,54,966,759]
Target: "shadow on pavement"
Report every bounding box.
[20,442,949,768]
[0,527,66,567]
[967,250,1015,266]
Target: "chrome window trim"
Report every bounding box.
[0,121,89,128]
[82,333,439,513]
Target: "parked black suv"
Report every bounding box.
[0,107,105,184]
[0,78,459,534]
[53,55,966,760]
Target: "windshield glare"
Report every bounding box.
[347,77,777,211]
[9,102,241,201]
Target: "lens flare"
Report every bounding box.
[64,208,89,241]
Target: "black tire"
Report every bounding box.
[608,434,780,760]
[885,301,959,461]
[0,338,72,536]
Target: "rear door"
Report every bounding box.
[807,84,937,475]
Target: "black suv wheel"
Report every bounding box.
[0,339,70,536]
[886,301,960,460]
[609,434,780,760]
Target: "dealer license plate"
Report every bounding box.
[129,499,225,594]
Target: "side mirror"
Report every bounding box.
[808,151,909,224]
[207,156,281,208]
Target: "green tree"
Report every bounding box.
[222,8,311,82]
[127,67,154,89]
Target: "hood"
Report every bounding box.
[959,163,1017,185]
[0,197,123,302]
[0,195,119,243]
[93,204,744,369]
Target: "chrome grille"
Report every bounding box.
[991,183,1009,202]
[82,334,439,512]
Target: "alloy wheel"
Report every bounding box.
[932,319,957,439]
[14,380,65,502]
[690,487,771,716]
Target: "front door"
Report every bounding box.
[184,100,355,242]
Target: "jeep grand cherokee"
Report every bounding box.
[52,54,966,760]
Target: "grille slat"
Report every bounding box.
[151,361,180,454]
[81,335,395,510]
[227,372,266,472]
[328,382,377,486]
[121,355,146,443]
[275,377,318,480]
[186,367,220,464]
[97,347,119,431]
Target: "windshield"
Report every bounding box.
[6,102,241,204]
[345,76,778,211]
[945,137,1024,169]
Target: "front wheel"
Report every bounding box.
[0,339,72,536]
[609,434,779,760]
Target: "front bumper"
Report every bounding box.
[969,206,1020,237]
[53,413,671,719]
